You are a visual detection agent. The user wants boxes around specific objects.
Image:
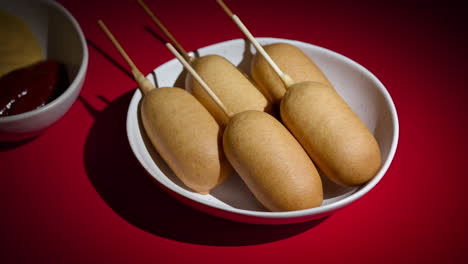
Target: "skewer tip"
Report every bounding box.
[137,0,147,9]
[137,0,191,61]
[216,0,234,17]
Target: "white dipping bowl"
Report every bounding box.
[0,0,88,141]
[126,38,399,224]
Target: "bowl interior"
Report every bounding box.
[0,0,84,86]
[127,38,398,219]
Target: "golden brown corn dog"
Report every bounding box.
[141,87,232,193]
[251,43,332,105]
[280,82,381,186]
[98,20,232,194]
[223,110,323,211]
[186,55,271,126]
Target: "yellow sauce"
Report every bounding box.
[0,10,43,77]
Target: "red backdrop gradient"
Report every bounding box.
[1,0,467,263]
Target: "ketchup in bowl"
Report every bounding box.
[0,60,68,117]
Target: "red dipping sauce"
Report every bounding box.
[0,60,68,117]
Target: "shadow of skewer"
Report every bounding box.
[87,39,133,80]
[143,25,168,45]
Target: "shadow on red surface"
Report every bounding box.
[80,90,326,246]
[0,136,39,151]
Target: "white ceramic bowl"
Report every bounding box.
[0,0,88,141]
[126,38,399,224]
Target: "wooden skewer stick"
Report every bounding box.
[166,43,233,120]
[216,0,295,88]
[137,0,191,62]
[98,19,154,95]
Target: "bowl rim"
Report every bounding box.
[127,37,399,220]
[0,0,89,123]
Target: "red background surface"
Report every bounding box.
[1,0,467,263]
